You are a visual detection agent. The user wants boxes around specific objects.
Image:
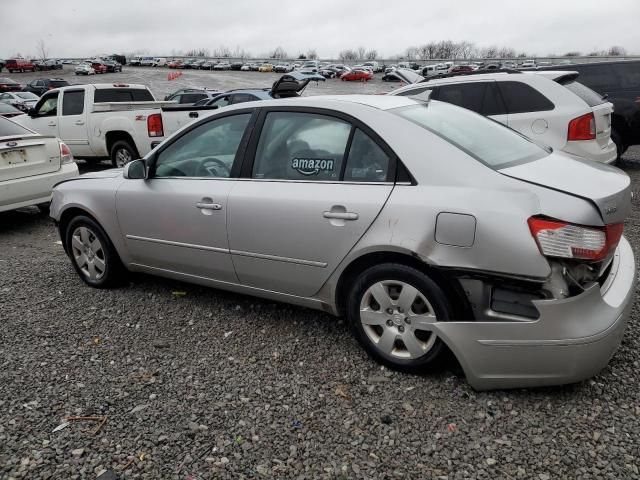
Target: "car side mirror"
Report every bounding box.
[123,159,147,179]
[28,107,36,116]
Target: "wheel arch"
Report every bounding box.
[105,130,140,158]
[333,249,472,320]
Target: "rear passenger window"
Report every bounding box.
[482,82,508,116]
[498,82,554,114]
[62,91,84,115]
[395,86,433,97]
[180,94,205,104]
[231,93,257,104]
[94,89,154,102]
[252,112,351,181]
[435,83,487,113]
[344,129,390,182]
[560,80,605,107]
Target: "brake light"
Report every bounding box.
[567,112,595,141]
[147,113,164,137]
[528,217,623,262]
[59,141,74,164]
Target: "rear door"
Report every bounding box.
[497,81,555,142]
[432,81,509,125]
[0,118,59,183]
[227,108,396,297]
[58,89,92,157]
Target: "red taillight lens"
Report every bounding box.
[528,217,623,262]
[147,113,164,137]
[59,141,74,164]
[567,112,596,141]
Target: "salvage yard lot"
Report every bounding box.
[2,65,390,101]
[1,67,639,479]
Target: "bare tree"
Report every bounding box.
[563,51,581,57]
[356,46,366,60]
[36,38,49,60]
[185,48,209,57]
[306,49,318,60]
[213,46,231,58]
[405,46,419,60]
[338,49,358,61]
[269,46,288,59]
[608,46,627,56]
[365,49,378,60]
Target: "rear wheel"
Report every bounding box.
[65,215,125,288]
[110,140,138,168]
[346,263,452,372]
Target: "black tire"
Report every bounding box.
[64,215,125,288]
[346,263,452,373]
[110,139,138,168]
[611,129,625,163]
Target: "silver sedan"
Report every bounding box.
[50,95,635,390]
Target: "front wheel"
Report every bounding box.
[346,263,452,372]
[65,215,125,288]
[110,140,138,168]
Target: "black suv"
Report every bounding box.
[537,60,640,158]
[103,60,123,72]
[23,78,70,96]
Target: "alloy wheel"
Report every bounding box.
[359,280,438,359]
[71,226,106,281]
[115,148,132,167]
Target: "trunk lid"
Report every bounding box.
[500,152,631,224]
[385,68,425,85]
[0,136,60,181]
[271,71,325,98]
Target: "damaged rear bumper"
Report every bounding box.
[434,237,636,390]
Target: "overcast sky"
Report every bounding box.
[1,0,639,59]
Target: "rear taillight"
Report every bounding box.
[147,113,164,137]
[528,217,623,262]
[59,142,74,164]
[567,112,595,141]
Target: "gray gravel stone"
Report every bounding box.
[1,144,640,479]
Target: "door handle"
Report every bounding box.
[323,211,358,221]
[195,202,222,210]
[75,120,85,125]
[47,122,56,127]
[189,112,199,118]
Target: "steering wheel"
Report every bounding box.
[195,157,230,177]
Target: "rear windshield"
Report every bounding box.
[94,88,154,102]
[5,60,17,65]
[559,79,606,107]
[0,117,33,137]
[50,80,69,88]
[392,101,548,169]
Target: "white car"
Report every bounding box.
[388,69,617,164]
[521,60,537,68]
[0,91,39,112]
[75,64,95,75]
[0,116,78,212]
[152,58,168,67]
[13,83,168,167]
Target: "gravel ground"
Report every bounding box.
[0,68,639,479]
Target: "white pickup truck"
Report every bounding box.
[13,84,175,167]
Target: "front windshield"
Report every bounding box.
[391,101,548,169]
[16,92,39,100]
